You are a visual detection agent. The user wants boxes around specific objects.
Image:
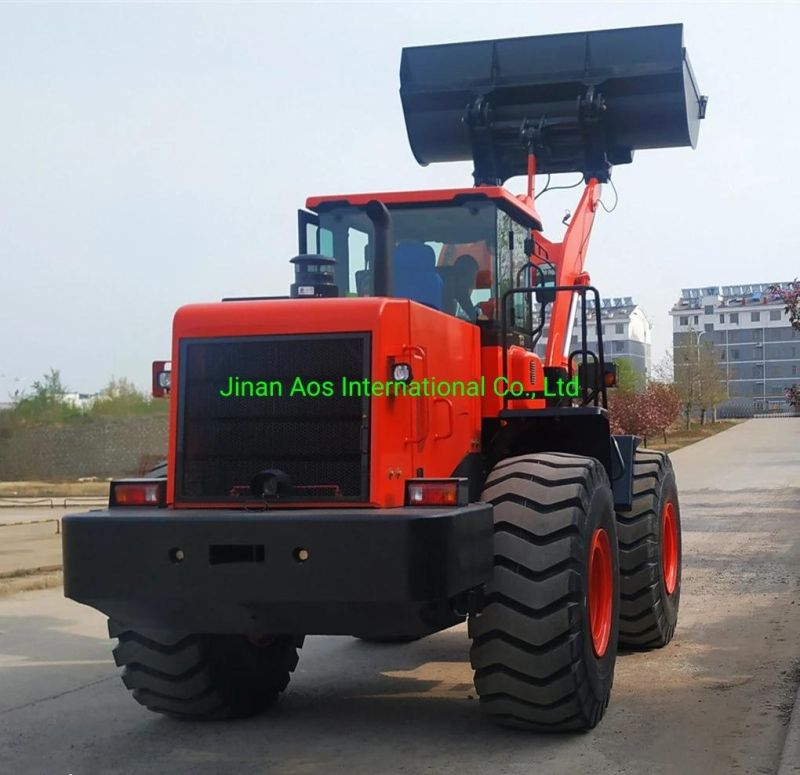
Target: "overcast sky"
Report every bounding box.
[0,1,797,397]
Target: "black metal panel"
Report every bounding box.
[62,504,494,637]
[176,334,370,503]
[611,434,639,511]
[487,406,613,489]
[400,23,707,182]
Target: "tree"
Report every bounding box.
[673,338,701,429]
[89,377,167,418]
[608,382,681,446]
[645,382,682,443]
[786,384,800,415]
[696,342,726,424]
[615,357,644,393]
[12,369,77,424]
[651,351,675,384]
[673,331,725,427]
[771,280,800,331]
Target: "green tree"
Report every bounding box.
[12,368,79,424]
[614,357,644,393]
[673,332,725,427]
[89,377,167,418]
[696,342,726,424]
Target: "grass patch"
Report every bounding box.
[645,419,745,454]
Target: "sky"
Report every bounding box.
[1,1,798,398]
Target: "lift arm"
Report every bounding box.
[539,180,601,370]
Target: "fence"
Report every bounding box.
[0,415,168,480]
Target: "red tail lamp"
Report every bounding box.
[110,479,166,508]
[405,478,468,507]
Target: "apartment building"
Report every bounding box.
[536,297,652,379]
[670,283,799,412]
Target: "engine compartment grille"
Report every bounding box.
[176,334,370,503]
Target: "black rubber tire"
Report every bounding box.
[109,620,302,719]
[468,452,620,731]
[616,449,682,649]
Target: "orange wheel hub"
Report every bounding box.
[588,528,613,657]
[661,501,678,595]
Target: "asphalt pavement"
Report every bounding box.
[0,419,798,774]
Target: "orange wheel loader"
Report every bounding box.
[63,23,706,730]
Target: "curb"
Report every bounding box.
[779,682,800,774]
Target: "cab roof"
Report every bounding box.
[305,186,543,231]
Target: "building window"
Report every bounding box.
[615,323,624,335]
[753,383,763,395]
[679,316,688,326]
[704,323,714,333]
[694,315,699,325]
[613,340,623,353]
[793,365,798,376]
[731,349,739,360]
[719,313,725,324]
[770,310,781,321]
[751,311,760,322]
[729,312,739,324]
[704,305,713,315]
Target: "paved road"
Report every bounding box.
[1,419,798,774]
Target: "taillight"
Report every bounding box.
[110,479,166,508]
[405,478,468,507]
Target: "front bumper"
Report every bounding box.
[63,504,493,638]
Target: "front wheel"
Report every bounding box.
[468,452,620,731]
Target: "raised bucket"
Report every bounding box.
[400,24,707,182]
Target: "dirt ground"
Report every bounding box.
[645,419,744,454]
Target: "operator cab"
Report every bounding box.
[298,189,545,334]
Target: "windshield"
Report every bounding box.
[309,201,533,329]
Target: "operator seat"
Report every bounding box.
[392,242,443,310]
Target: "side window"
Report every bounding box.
[298,210,332,258]
[347,227,370,297]
[496,212,532,331]
[318,228,333,257]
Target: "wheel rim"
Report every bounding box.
[588,528,613,658]
[662,501,679,595]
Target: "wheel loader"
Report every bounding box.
[63,23,706,730]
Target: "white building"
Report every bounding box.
[538,296,653,379]
[669,283,800,412]
[60,392,99,411]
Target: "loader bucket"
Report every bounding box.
[399,23,707,183]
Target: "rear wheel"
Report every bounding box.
[109,620,302,719]
[469,452,619,731]
[615,449,681,649]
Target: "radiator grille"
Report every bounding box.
[177,334,370,502]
